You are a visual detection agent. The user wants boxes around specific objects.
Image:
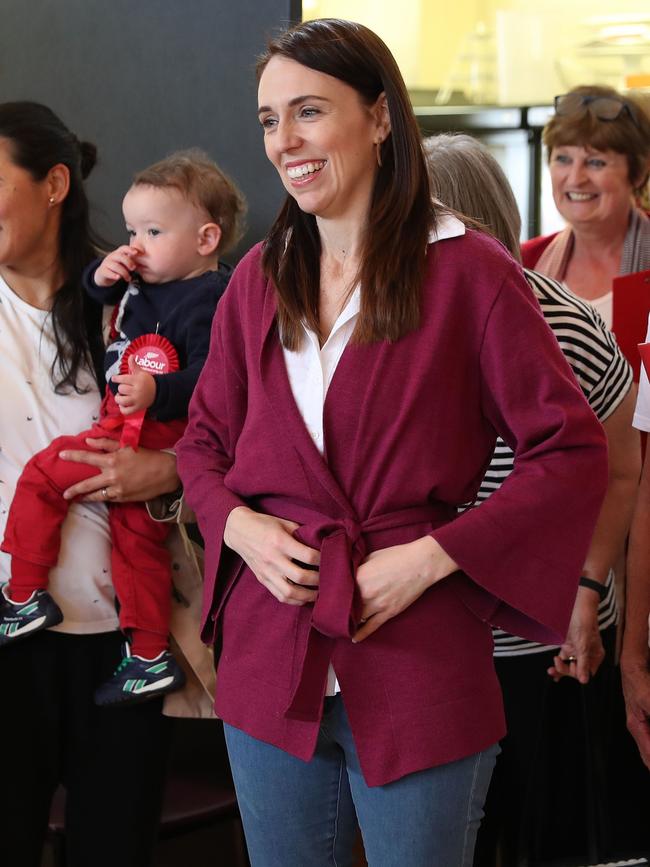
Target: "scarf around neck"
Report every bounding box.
[535,207,650,284]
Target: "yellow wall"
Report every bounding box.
[304,0,650,103]
[302,0,423,84]
[418,2,483,92]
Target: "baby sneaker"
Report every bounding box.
[0,587,63,647]
[94,647,186,706]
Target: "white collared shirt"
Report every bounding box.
[284,285,361,458]
[282,214,465,693]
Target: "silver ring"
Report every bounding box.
[563,655,577,664]
[101,487,109,501]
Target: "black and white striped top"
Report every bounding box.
[464,269,633,657]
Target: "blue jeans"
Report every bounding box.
[224,695,498,867]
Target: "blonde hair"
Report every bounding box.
[133,148,247,254]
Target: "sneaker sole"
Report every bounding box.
[94,676,186,707]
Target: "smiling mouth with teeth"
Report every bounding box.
[286,160,326,180]
[566,192,597,201]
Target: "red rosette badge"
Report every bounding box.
[119,334,179,449]
[120,333,179,377]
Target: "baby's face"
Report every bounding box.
[122,184,212,284]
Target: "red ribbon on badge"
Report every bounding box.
[119,334,179,449]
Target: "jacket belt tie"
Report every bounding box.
[255,499,454,722]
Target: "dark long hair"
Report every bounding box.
[0,101,104,392]
[257,19,437,348]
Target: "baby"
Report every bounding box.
[0,149,245,705]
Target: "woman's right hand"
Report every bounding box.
[224,506,320,605]
[60,438,179,502]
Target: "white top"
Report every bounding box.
[588,290,613,330]
[633,312,650,432]
[0,275,118,633]
[283,285,361,457]
[562,288,612,330]
[282,214,466,692]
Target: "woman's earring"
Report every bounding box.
[48,196,56,204]
[375,139,383,168]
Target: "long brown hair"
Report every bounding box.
[257,18,437,348]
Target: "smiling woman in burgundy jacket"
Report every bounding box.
[176,18,608,867]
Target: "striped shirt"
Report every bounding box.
[463,269,632,656]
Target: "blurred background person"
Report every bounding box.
[522,85,650,338]
[424,132,640,866]
[522,85,650,856]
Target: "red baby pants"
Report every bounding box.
[1,392,185,639]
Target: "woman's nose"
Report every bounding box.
[275,119,301,153]
[567,161,587,186]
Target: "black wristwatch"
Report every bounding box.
[579,575,607,601]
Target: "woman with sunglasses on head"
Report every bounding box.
[522,84,650,329]
[424,132,639,866]
[524,85,650,854]
[177,19,608,867]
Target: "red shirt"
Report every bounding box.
[521,233,557,270]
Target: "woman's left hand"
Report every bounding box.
[59,437,179,502]
[353,536,457,642]
[547,586,605,684]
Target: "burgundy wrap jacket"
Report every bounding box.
[176,228,607,786]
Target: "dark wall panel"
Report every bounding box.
[0,0,299,258]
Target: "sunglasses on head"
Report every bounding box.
[554,93,639,128]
